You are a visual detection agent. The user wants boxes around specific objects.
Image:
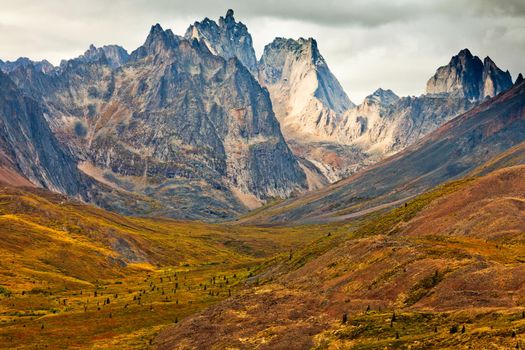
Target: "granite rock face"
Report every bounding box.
[0,70,87,195]
[281,49,512,181]
[426,49,512,100]
[185,9,258,75]
[259,37,354,141]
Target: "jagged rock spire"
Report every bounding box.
[426,49,512,100]
[184,10,257,74]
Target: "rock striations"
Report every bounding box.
[0,70,87,195]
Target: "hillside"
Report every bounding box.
[0,185,330,349]
[239,79,525,225]
[155,164,525,349]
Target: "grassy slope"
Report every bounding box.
[156,165,525,349]
[0,185,332,349]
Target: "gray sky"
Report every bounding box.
[0,0,523,102]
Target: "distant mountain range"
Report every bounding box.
[0,9,521,220]
[241,78,525,225]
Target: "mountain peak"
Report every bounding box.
[481,55,512,99]
[150,23,164,36]
[364,88,399,105]
[184,10,257,74]
[516,73,524,85]
[220,9,238,26]
[0,57,55,74]
[457,48,473,58]
[130,23,180,60]
[426,49,512,100]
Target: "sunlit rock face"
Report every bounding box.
[259,37,354,142]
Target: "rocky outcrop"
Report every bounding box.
[426,49,512,100]
[0,70,87,195]
[258,37,354,141]
[481,56,513,99]
[338,89,472,156]
[185,10,258,75]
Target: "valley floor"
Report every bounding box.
[1,165,525,349]
[0,186,328,349]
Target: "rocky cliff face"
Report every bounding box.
[243,79,525,225]
[259,37,354,141]
[0,70,87,195]
[185,9,258,75]
[338,89,472,156]
[426,49,512,100]
[5,22,307,220]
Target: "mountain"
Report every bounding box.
[60,44,130,69]
[0,70,88,195]
[256,37,360,182]
[0,11,517,220]
[185,9,258,75]
[240,78,525,224]
[4,23,307,220]
[258,37,354,141]
[256,47,510,182]
[338,88,473,156]
[426,48,512,100]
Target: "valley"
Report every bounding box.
[0,5,523,350]
[156,165,525,349]
[0,186,331,349]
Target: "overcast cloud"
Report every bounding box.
[0,0,523,102]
